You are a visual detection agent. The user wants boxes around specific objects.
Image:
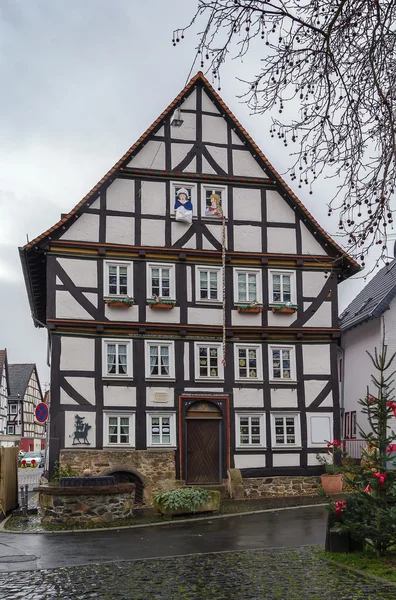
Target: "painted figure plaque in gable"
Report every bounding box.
[174,186,193,224]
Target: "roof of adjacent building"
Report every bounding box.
[8,364,36,401]
[0,349,10,395]
[340,259,396,331]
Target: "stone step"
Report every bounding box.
[186,484,229,499]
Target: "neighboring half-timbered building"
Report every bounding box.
[0,350,10,435]
[20,72,358,495]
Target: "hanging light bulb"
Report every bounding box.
[171,108,184,128]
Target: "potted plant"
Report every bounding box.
[271,301,298,314]
[317,440,344,494]
[236,300,263,314]
[153,487,221,516]
[105,297,134,308]
[147,296,176,310]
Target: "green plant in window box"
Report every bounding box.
[270,302,298,314]
[147,295,176,309]
[236,300,263,314]
[105,297,134,308]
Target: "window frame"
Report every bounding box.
[234,344,263,382]
[146,263,176,300]
[194,342,224,380]
[102,339,133,379]
[268,269,296,306]
[7,425,15,435]
[145,341,175,380]
[351,411,357,439]
[236,413,266,449]
[104,260,133,298]
[171,181,197,217]
[201,184,227,219]
[269,345,296,383]
[233,268,262,306]
[104,412,135,447]
[344,411,351,439]
[195,266,222,304]
[146,412,177,448]
[9,404,17,415]
[270,413,301,448]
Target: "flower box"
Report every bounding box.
[148,302,175,310]
[105,298,134,308]
[153,490,221,516]
[236,306,263,314]
[271,306,296,314]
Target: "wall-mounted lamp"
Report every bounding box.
[171,108,184,128]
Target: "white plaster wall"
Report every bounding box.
[57,258,97,288]
[171,143,195,171]
[171,112,196,141]
[303,344,331,375]
[141,181,166,216]
[106,179,135,212]
[231,130,244,145]
[233,225,262,253]
[383,298,396,361]
[267,227,296,254]
[171,222,194,245]
[184,343,190,381]
[105,305,139,322]
[234,454,266,468]
[83,293,97,307]
[141,219,165,246]
[233,188,262,221]
[271,388,298,408]
[88,198,100,210]
[182,89,196,110]
[303,302,332,328]
[342,318,381,433]
[184,388,224,392]
[60,389,78,405]
[56,291,93,320]
[146,387,175,407]
[207,146,228,173]
[308,453,329,466]
[64,411,96,448]
[272,454,300,467]
[103,386,136,407]
[188,307,222,325]
[186,267,192,302]
[146,307,180,323]
[202,90,219,113]
[106,216,134,245]
[205,224,227,246]
[60,337,95,371]
[60,214,99,242]
[304,380,332,407]
[303,271,327,297]
[202,115,227,144]
[266,190,296,223]
[306,413,333,446]
[233,388,264,408]
[267,311,297,327]
[233,150,267,178]
[202,156,217,175]
[62,377,95,405]
[300,222,327,255]
[231,310,262,326]
[128,141,165,170]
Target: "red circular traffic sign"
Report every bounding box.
[35,402,49,423]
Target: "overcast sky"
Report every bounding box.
[0,0,376,384]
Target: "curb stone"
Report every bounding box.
[0,502,327,535]
[324,556,396,588]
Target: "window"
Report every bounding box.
[271,413,301,447]
[351,411,357,439]
[147,264,175,299]
[269,270,295,305]
[234,345,262,381]
[7,425,14,435]
[102,339,133,378]
[195,343,224,379]
[196,266,221,302]
[104,261,133,297]
[145,341,175,379]
[201,185,227,218]
[147,412,176,447]
[236,413,265,448]
[172,182,196,217]
[269,346,295,381]
[9,404,17,415]
[234,269,262,305]
[344,412,350,439]
[104,413,135,447]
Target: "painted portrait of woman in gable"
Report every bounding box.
[174,186,193,224]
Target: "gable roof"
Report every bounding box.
[0,349,10,395]
[8,364,35,401]
[340,259,396,331]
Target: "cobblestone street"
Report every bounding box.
[0,546,394,600]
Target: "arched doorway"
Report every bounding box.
[105,470,144,504]
[185,400,222,484]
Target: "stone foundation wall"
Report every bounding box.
[243,476,320,498]
[59,449,177,503]
[39,484,135,525]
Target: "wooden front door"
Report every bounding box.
[186,419,220,484]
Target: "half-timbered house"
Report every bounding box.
[0,350,10,435]
[20,72,358,497]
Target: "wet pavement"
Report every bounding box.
[0,506,327,573]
